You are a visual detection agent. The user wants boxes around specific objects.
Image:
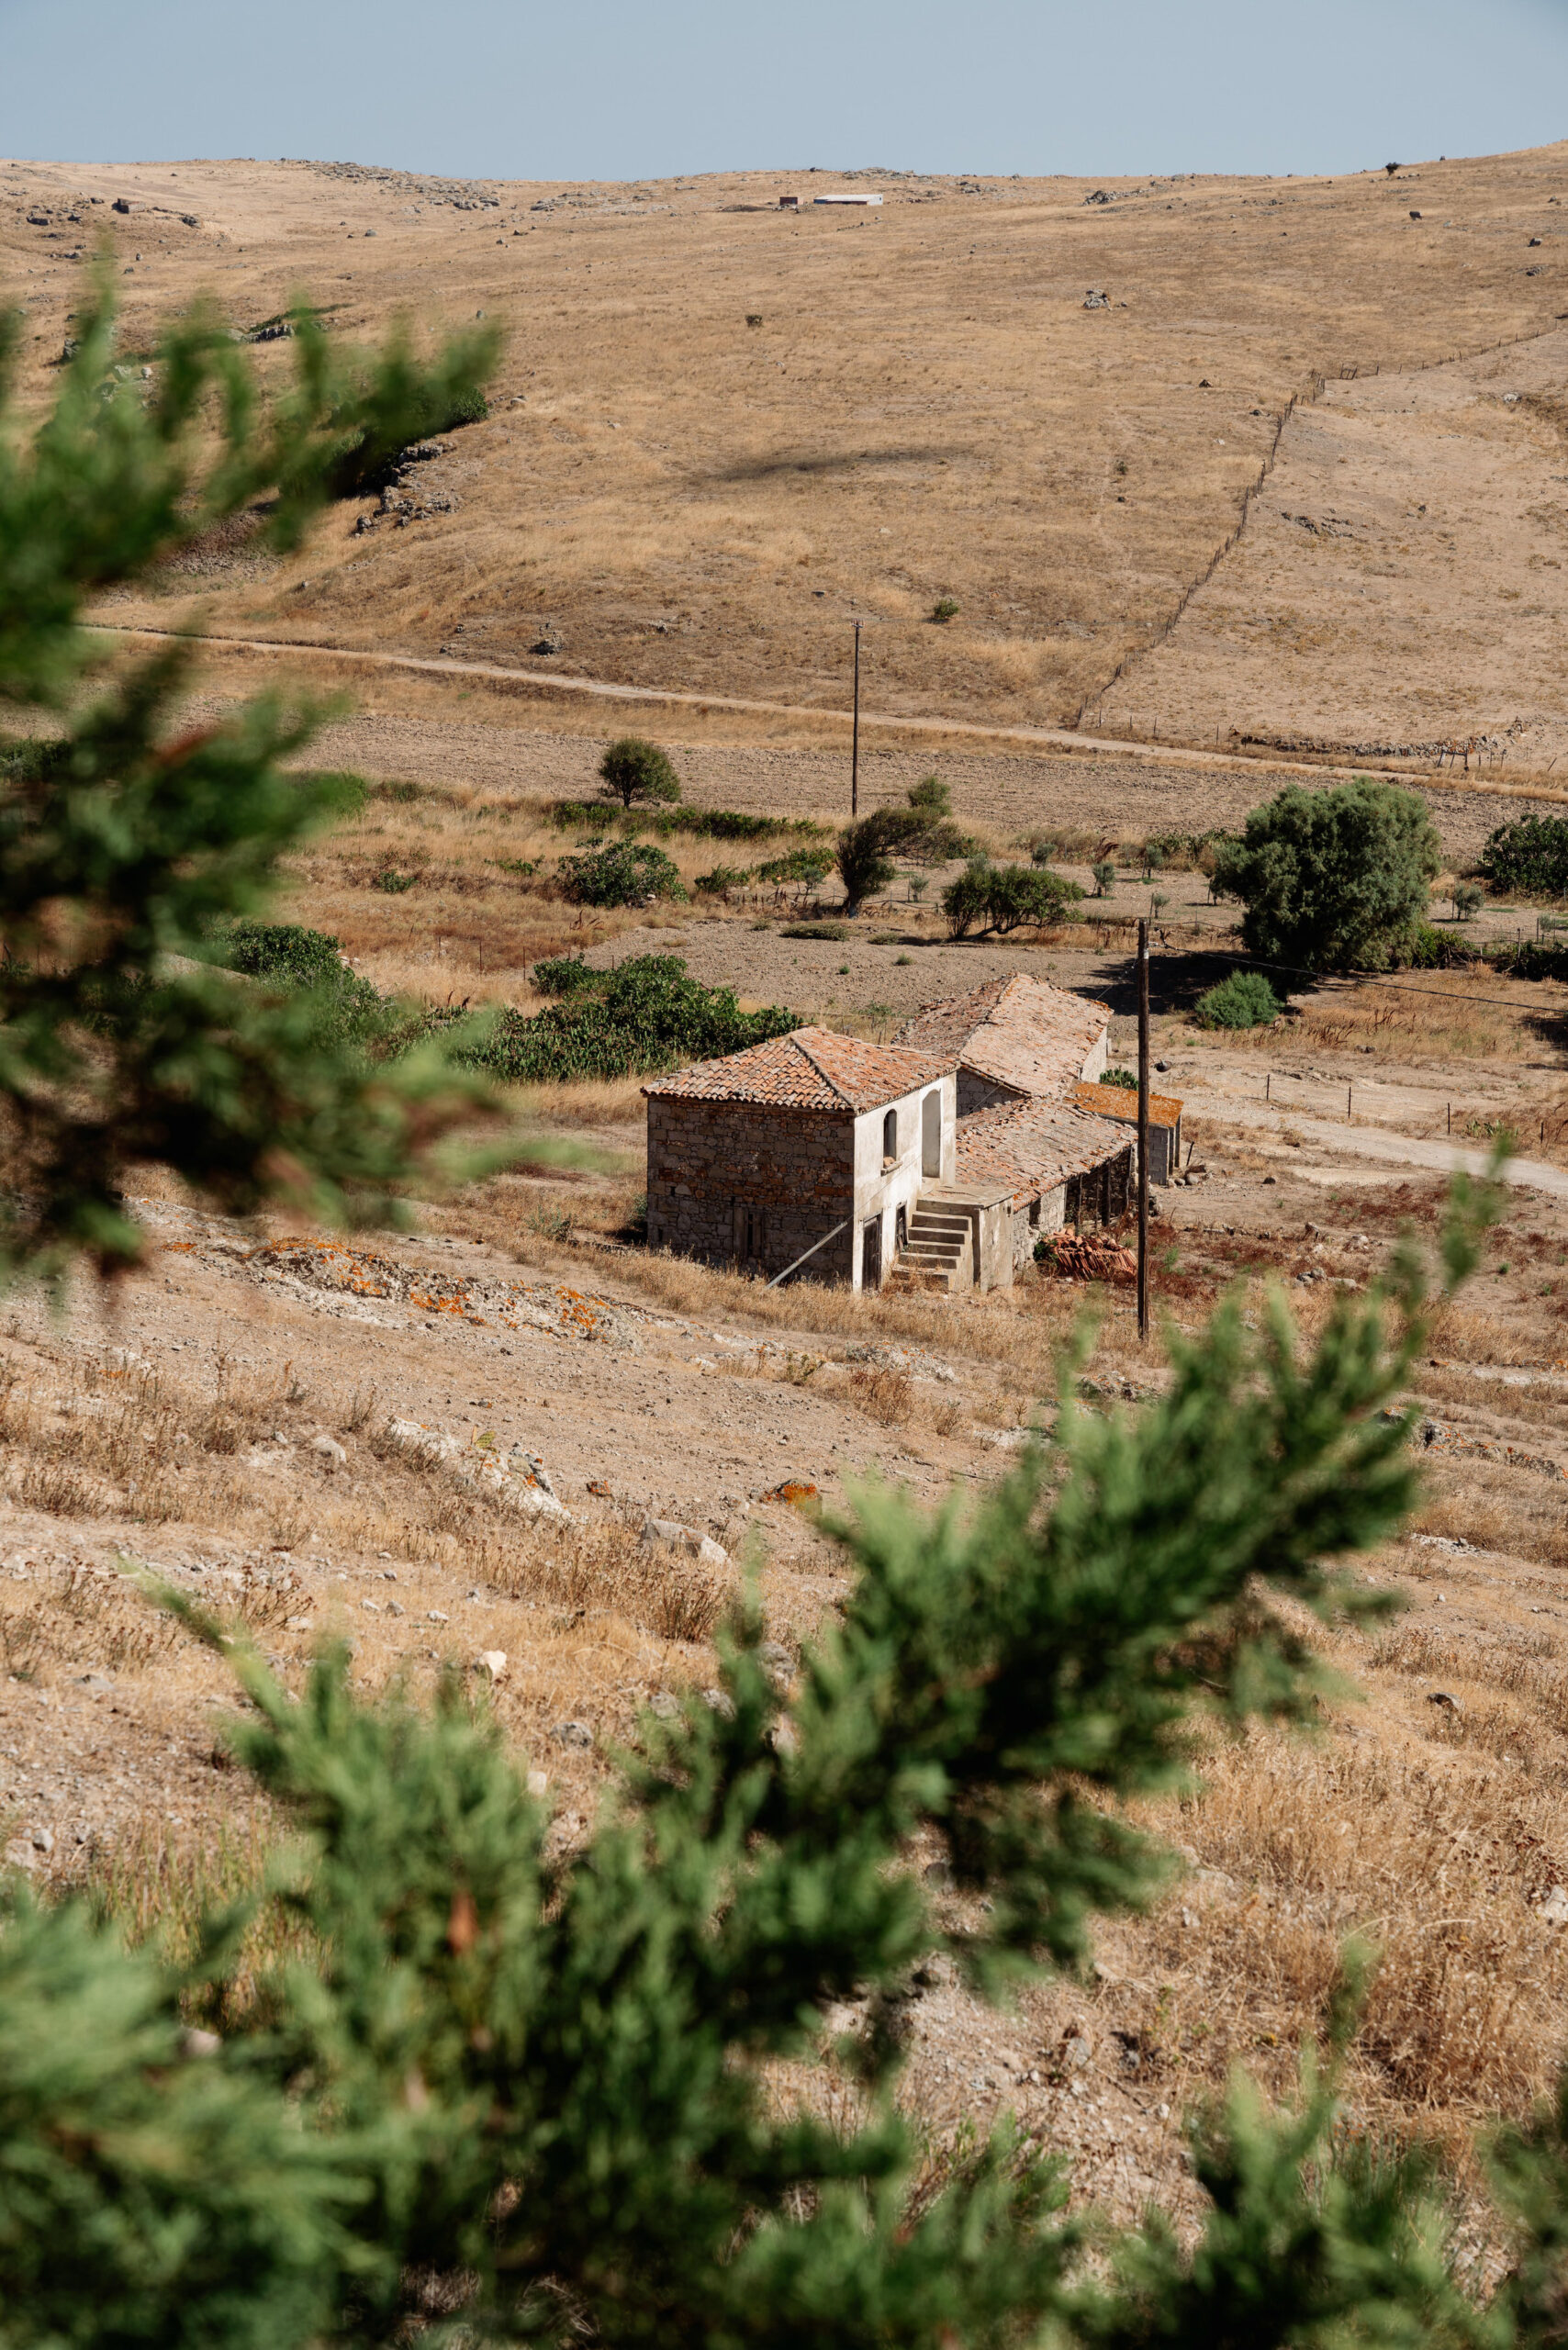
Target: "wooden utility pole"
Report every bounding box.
[1137,917,1149,1342]
[850,619,863,818]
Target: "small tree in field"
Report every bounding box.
[598,735,682,811]
[835,809,902,912]
[1212,778,1442,973]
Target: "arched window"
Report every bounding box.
[882,1108,898,1161]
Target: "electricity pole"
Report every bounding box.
[1137,918,1149,1342]
[850,618,862,818]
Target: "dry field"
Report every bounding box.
[7,141,1568,768]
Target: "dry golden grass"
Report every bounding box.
[33,142,1568,754]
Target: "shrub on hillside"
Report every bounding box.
[556,840,688,908]
[1092,858,1116,897]
[598,735,682,811]
[1102,1065,1138,1089]
[1210,779,1441,971]
[213,922,386,1048]
[1399,922,1478,970]
[1193,969,1282,1029]
[1481,814,1568,897]
[835,811,902,912]
[943,859,1084,939]
[694,864,752,898]
[435,954,794,1082]
[756,846,833,888]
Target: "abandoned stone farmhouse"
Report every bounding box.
[644,973,1182,1293]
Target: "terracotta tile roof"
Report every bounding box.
[643,1026,950,1112]
[895,973,1111,1099]
[953,1097,1132,1206]
[1072,1080,1183,1129]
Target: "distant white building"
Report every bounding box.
[813,192,884,207]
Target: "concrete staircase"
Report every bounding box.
[886,1200,972,1293]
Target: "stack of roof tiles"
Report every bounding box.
[1072,1080,1182,1129]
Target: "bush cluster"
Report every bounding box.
[442,954,796,1083]
[942,858,1084,939]
[1481,814,1568,897]
[214,922,387,1049]
[556,840,688,908]
[1193,968,1283,1030]
[549,800,825,845]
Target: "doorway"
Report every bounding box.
[921,1090,942,1177]
[860,1215,882,1291]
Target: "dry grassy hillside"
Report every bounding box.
[6,144,1568,751]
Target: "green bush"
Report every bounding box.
[548,802,825,845]
[756,846,832,887]
[531,953,599,997]
[373,867,417,893]
[1399,922,1477,970]
[931,595,959,621]
[1092,859,1116,897]
[212,923,387,1051]
[835,811,902,912]
[694,864,751,898]
[1102,1065,1138,1090]
[1211,779,1441,972]
[438,954,794,1082]
[1481,814,1568,897]
[598,735,682,811]
[942,859,1084,939]
[1453,879,1484,920]
[1193,968,1283,1029]
[781,920,850,940]
[557,840,688,908]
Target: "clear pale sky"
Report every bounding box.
[2,0,1565,182]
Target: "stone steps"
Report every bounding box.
[887,1202,972,1293]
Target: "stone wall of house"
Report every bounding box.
[645,1098,856,1281]
[958,1069,1018,1117]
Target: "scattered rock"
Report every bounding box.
[1082,288,1111,309]
[913,1951,956,1989]
[427,1609,450,1624]
[1062,2031,1092,2070]
[641,1517,728,1568]
[531,633,562,656]
[475,1650,508,1683]
[923,1859,956,1889]
[30,1827,54,1858]
[756,1640,793,1685]
[526,1769,549,1796]
[111,197,131,215]
[181,2027,221,2058]
[311,1434,347,1470]
[648,1689,681,1719]
[552,1719,593,1748]
[1540,1885,1568,1927]
[1427,1690,1462,1714]
[765,1480,818,1506]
